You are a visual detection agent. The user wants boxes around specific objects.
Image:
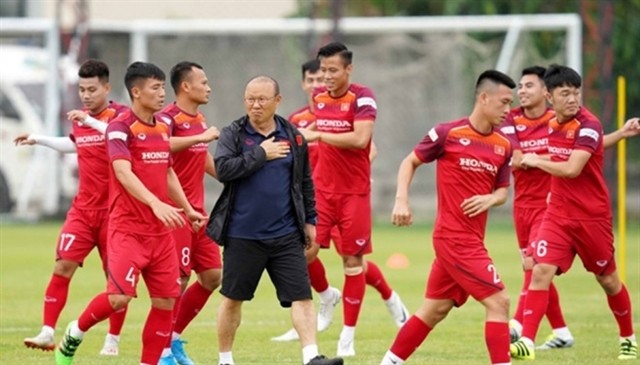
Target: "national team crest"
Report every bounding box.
[494,145,505,156]
[566,130,575,139]
[340,103,350,112]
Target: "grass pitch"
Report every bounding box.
[0,218,638,364]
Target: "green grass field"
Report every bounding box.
[0,219,638,364]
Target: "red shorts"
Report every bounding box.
[56,206,108,271]
[534,214,616,276]
[426,237,506,306]
[172,222,222,277]
[106,230,181,298]
[316,191,372,256]
[513,205,546,256]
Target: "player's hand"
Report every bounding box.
[13,133,35,146]
[149,200,186,229]
[186,209,208,232]
[303,223,316,250]
[520,153,541,168]
[260,137,290,160]
[199,126,220,143]
[392,198,413,226]
[298,128,320,142]
[67,109,88,123]
[304,242,321,263]
[461,194,495,217]
[619,117,640,138]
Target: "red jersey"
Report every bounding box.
[500,107,554,208]
[69,101,127,209]
[288,105,319,169]
[313,83,377,194]
[414,118,512,242]
[159,103,209,214]
[546,107,610,220]
[106,110,173,234]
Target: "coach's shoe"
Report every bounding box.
[271,328,300,342]
[158,352,177,365]
[385,291,410,327]
[318,287,342,332]
[24,328,55,351]
[536,333,574,350]
[510,338,535,360]
[99,333,119,356]
[618,339,638,360]
[509,319,522,343]
[306,354,344,365]
[55,321,83,365]
[336,338,355,357]
[171,338,195,365]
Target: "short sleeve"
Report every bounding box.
[354,87,377,122]
[106,122,131,162]
[414,123,447,163]
[499,114,520,149]
[575,118,602,154]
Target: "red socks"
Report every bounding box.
[521,289,549,341]
[43,274,71,328]
[108,306,128,336]
[173,281,213,334]
[545,282,567,329]
[141,307,173,364]
[77,293,115,332]
[389,316,432,360]
[307,258,329,293]
[365,261,393,300]
[607,284,635,337]
[342,272,365,326]
[513,270,532,324]
[485,321,510,364]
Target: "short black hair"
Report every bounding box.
[543,64,581,92]
[170,61,203,94]
[301,59,320,80]
[521,65,546,80]
[475,70,516,95]
[317,42,353,66]
[78,59,109,83]
[124,62,165,99]
[246,75,280,96]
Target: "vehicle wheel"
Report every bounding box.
[0,171,13,213]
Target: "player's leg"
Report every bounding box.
[480,290,511,365]
[509,205,535,342]
[579,220,636,360]
[364,260,409,327]
[380,258,458,365]
[141,232,180,365]
[27,207,92,351]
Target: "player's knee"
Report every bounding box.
[199,269,221,291]
[344,266,364,276]
[530,263,555,288]
[108,294,132,310]
[53,259,79,277]
[596,272,621,295]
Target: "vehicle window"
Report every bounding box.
[0,89,20,120]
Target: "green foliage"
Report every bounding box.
[1,221,638,364]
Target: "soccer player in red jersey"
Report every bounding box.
[157,61,221,365]
[54,62,206,365]
[380,70,515,365]
[299,42,409,357]
[510,65,637,361]
[501,67,639,350]
[15,59,129,355]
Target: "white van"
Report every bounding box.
[0,45,77,214]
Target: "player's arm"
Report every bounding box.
[369,140,378,162]
[205,151,217,179]
[461,187,509,218]
[67,110,108,134]
[167,167,207,230]
[170,126,220,153]
[112,159,185,229]
[603,117,640,149]
[300,120,374,149]
[13,133,76,153]
[521,149,591,178]
[392,152,423,227]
